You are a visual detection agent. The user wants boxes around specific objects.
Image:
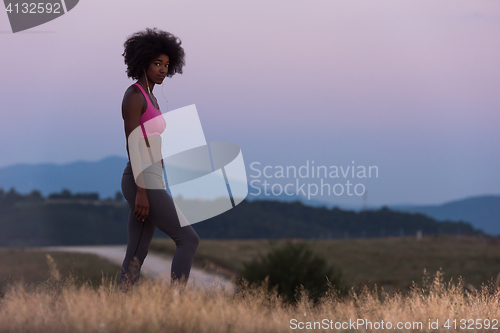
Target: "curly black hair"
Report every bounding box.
[122,28,185,80]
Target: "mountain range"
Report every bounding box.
[1,156,499,235]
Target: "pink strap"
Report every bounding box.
[133,83,153,107]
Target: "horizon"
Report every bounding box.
[0,154,499,208]
[1,0,499,207]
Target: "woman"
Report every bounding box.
[120,28,200,288]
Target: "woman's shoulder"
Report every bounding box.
[123,83,145,103]
[124,83,142,96]
[122,83,146,117]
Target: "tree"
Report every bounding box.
[114,191,124,202]
[239,241,344,303]
[2,187,23,207]
[49,188,72,199]
[27,190,43,200]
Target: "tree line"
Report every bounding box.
[0,188,483,246]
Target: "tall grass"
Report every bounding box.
[0,249,122,298]
[150,236,500,292]
[1,264,500,333]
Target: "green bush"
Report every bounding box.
[238,241,344,303]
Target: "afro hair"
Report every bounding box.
[122,28,185,80]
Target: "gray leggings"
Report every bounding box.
[120,161,200,286]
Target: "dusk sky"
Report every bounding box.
[1,0,499,207]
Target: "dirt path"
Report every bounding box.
[42,245,236,293]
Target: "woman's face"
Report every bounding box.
[145,54,170,85]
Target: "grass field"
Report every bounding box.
[1,269,500,332]
[1,238,500,331]
[0,248,122,295]
[150,235,500,292]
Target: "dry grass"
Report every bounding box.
[2,238,500,332]
[0,248,121,295]
[150,236,500,292]
[1,265,500,332]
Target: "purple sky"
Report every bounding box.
[1,0,499,206]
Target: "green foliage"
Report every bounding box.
[0,187,484,246]
[114,191,124,202]
[239,241,344,303]
[195,200,482,239]
[48,188,99,200]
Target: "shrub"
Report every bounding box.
[238,241,344,303]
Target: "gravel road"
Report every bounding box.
[42,245,236,293]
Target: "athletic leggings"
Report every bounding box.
[120,161,200,286]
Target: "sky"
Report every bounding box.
[0,0,499,207]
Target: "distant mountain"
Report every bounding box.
[390,195,500,236]
[0,191,483,246]
[1,157,498,236]
[0,156,354,208]
[0,156,128,199]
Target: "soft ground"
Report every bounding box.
[40,245,236,292]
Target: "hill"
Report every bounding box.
[0,156,127,199]
[391,195,500,236]
[0,188,483,246]
[1,157,498,236]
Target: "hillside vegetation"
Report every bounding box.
[151,236,500,292]
[0,188,482,246]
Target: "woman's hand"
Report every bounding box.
[134,189,149,221]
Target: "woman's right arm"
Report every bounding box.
[122,86,149,222]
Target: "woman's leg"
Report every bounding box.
[120,171,157,288]
[146,188,200,283]
[120,209,156,287]
[120,163,200,285]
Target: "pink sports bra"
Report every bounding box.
[134,83,167,137]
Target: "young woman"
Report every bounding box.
[120,28,200,288]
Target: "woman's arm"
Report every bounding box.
[122,86,150,222]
